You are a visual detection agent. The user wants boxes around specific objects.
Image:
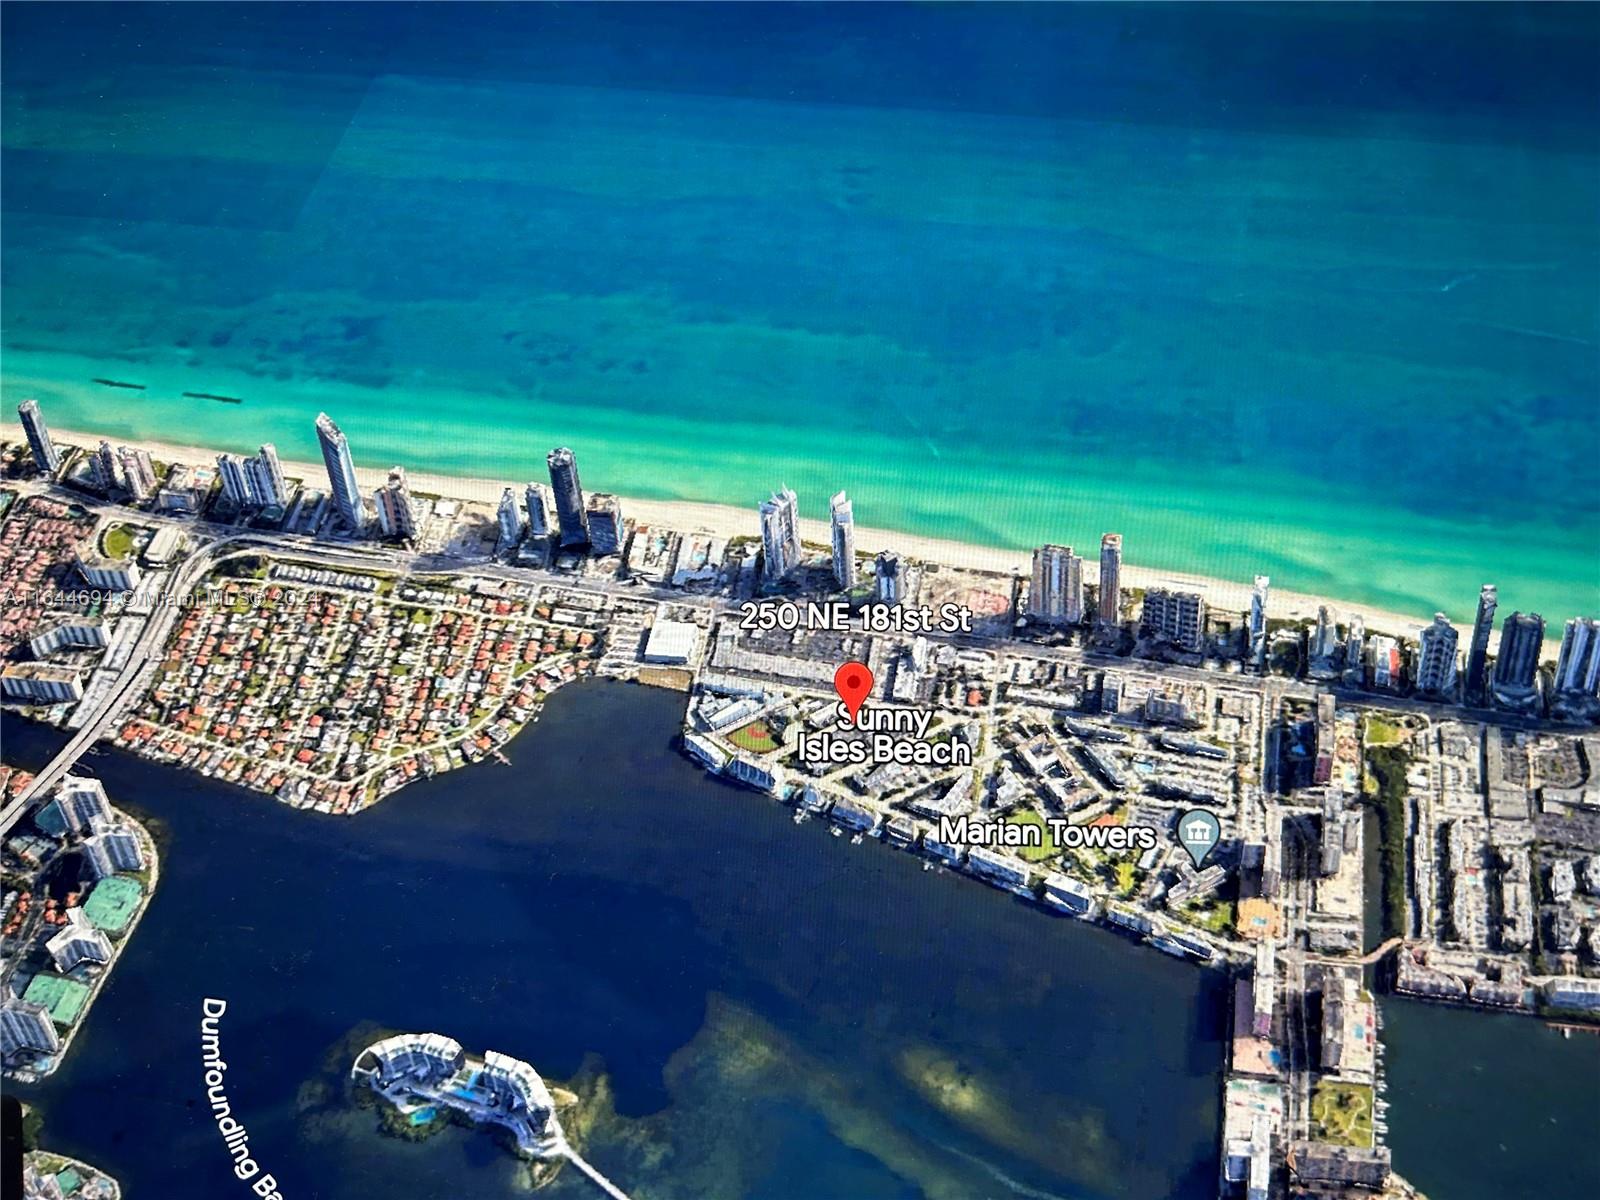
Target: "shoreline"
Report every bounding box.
[33,422,1466,645]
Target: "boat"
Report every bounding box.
[91,378,146,390]
[182,391,244,404]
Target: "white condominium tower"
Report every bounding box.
[1097,533,1123,625]
[315,411,365,529]
[217,453,255,508]
[830,491,856,591]
[17,399,61,474]
[760,486,802,582]
[1027,544,1083,625]
[1249,575,1271,669]
[374,467,418,541]
[250,443,288,508]
[1555,617,1600,698]
[1415,612,1460,696]
[118,445,158,501]
[496,487,524,553]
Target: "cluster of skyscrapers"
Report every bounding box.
[217,443,289,512]
[1025,534,1127,630]
[12,396,1600,719]
[490,447,621,557]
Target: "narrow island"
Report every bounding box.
[350,1032,631,1198]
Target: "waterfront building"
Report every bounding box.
[1097,533,1122,625]
[154,463,212,514]
[89,441,120,493]
[1027,544,1083,625]
[46,909,112,973]
[315,412,365,529]
[1310,606,1339,661]
[1140,588,1206,652]
[249,443,288,509]
[50,777,111,835]
[759,486,802,582]
[1491,611,1544,706]
[874,551,902,605]
[585,493,623,555]
[351,1033,562,1159]
[17,399,61,475]
[86,819,145,873]
[75,552,140,592]
[1464,584,1498,704]
[1415,612,1460,696]
[829,491,856,591]
[1369,635,1402,690]
[0,663,84,704]
[29,618,108,659]
[373,467,418,541]
[546,447,589,548]
[216,453,255,508]
[1248,575,1270,669]
[1554,617,1600,698]
[524,483,551,538]
[495,488,524,553]
[0,1000,60,1059]
[118,445,157,501]
[642,617,701,664]
[1344,616,1365,672]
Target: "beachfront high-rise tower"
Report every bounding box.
[1554,618,1600,700]
[830,491,856,591]
[315,412,365,530]
[118,446,158,501]
[1463,584,1498,704]
[1248,575,1271,670]
[496,488,524,554]
[217,454,255,508]
[874,551,903,605]
[17,400,61,475]
[759,486,802,582]
[524,483,551,538]
[585,494,623,556]
[251,443,288,509]
[373,467,418,541]
[89,440,121,494]
[546,448,588,548]
[1097,533,1123,626]
[1415,613,1460,697]
[1027,545,1083,625]
[1491,611,1544,707]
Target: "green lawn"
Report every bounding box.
[728,720,779,754]
[1364,716,1408,746]
[1311,1080,1375,1148]
[1002,808,1060,862]
[101,523,135,559]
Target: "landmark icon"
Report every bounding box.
[1177,809,1221,868]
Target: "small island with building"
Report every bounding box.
[350,1032,631,1198]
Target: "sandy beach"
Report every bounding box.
[31,423,1463,643]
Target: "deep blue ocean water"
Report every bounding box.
[2,3,1597,621]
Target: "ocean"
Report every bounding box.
[2,3,1597,622]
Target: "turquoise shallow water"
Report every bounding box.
[2,4,1597,621]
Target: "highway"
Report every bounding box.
[0,533,244,834]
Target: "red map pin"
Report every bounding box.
[833,661,874,724]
